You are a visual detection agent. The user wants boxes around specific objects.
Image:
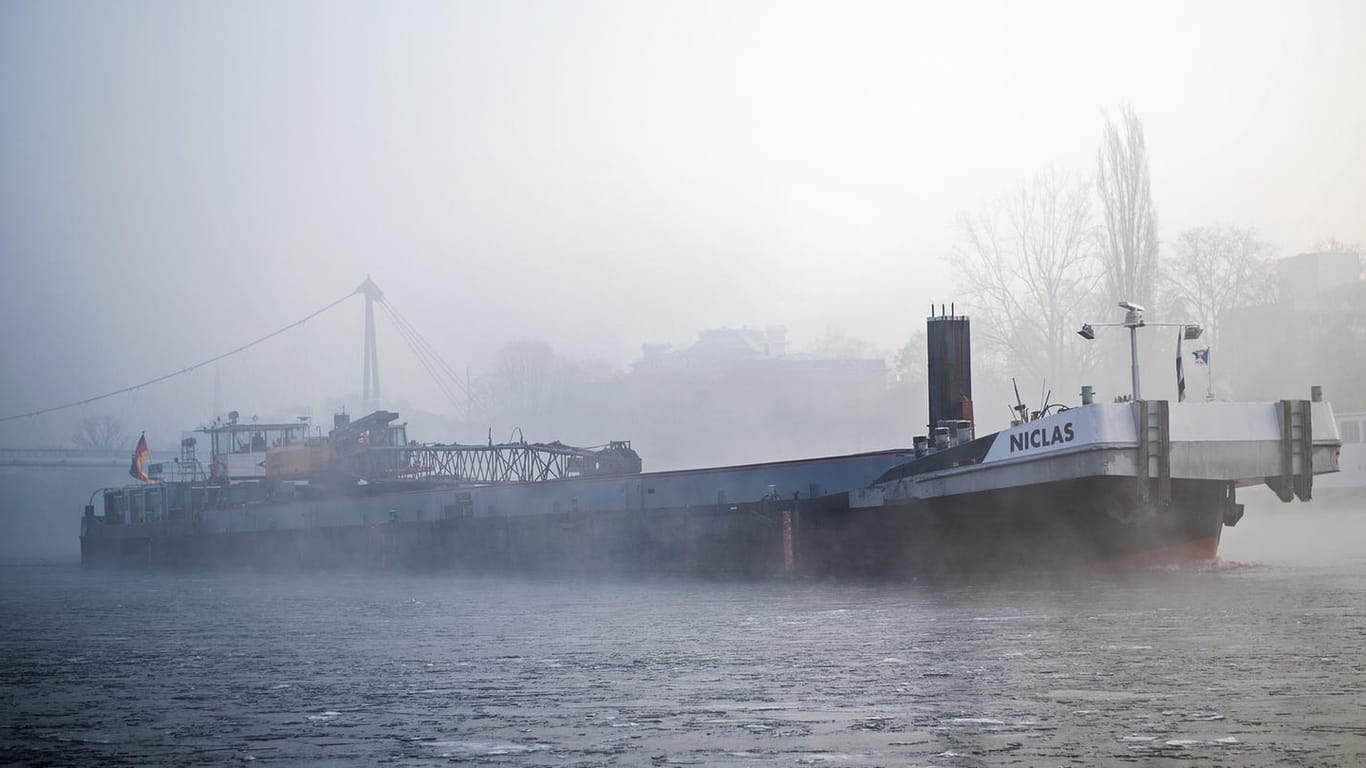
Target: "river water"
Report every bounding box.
[3,502,1365,767]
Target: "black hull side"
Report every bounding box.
[81,478,1232,577]
[79,501,807,576]
[800,477,1229,578]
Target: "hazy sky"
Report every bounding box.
[2,0,1363,442]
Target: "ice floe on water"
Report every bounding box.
[428,740,551,757]
[793,752,870,764]
[1126,736,1242,749]
[944,717,1005,726]
[1048,688,1151,702]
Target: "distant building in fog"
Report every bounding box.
[1276,251,1362,309]
[1221,251,1366,412]
[622,326,906,468]
[633,326,790,372]
[631,325,885,404]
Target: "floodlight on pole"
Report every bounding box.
[1120,301,1144,401]
[1076,302,1203,403]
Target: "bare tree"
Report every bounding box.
[809,328,878,360]
[893,330,927,384]
[480,340,559,428]
[1164,226,1276,344]
[73,415,125,450]
[474,341,614,438]
[956,168,1103,390]
[1313,236,1363,255]
[1097,105,1160,307]
[1313,236,1364,281]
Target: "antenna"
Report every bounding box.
[1011,377,1029,424]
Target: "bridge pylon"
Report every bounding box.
[356,276,384,413]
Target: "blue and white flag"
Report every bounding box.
[1192,347,1210,365]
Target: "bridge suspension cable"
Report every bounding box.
[376,296,486,418]
[0,291,358,424]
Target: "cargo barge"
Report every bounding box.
[80,307,1343,576]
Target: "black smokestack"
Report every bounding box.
[927,308,972,432]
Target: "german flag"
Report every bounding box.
[129,433,150,483]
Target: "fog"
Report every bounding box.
[0,466,127,564]
[1221,486,1366,566]
[7,11,1366,767]
[2,0,1363,461]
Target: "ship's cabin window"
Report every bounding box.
[352,424,407,448]
[209,424,311,458]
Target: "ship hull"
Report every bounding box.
[80,476,1228,577]
[800,477,1226,577]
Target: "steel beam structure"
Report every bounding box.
[365,443,598,484]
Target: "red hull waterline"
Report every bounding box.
[1111,534,1223,569]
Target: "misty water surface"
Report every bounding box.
[3,509,1365,768]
